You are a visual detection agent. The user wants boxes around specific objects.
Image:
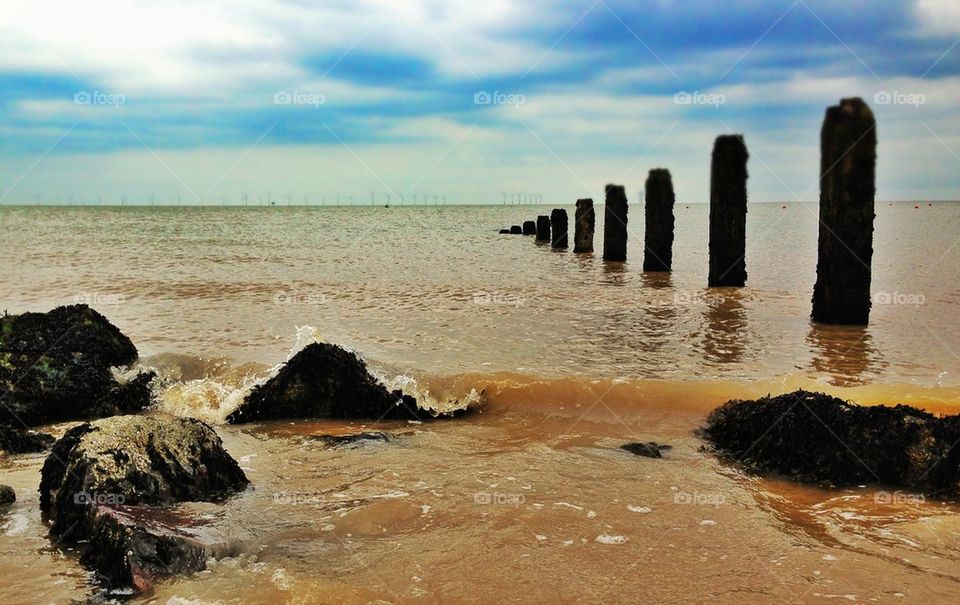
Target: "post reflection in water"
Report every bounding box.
[572,249,597,272]
[701,289,748,365]
[635,272,676,357]
[807,324,885,386]
[638,271,672,290]
[600,260,629,286]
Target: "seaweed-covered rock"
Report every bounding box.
[0,305,155,426]
[0,485,15,506]
[226,343,427,423]
[40,415,248,589]
[702,390,960,495]
[0,424,54,454]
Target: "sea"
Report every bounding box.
[1,201,959,603]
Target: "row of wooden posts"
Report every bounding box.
[500,97,878,326]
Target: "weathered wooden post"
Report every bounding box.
[708,135,748,287]
[536,215,551,243]
[509,225,522,235]
[522,220,536,235]
[574,199,595,253]
[643,169,675,272]
[551,209,568,248]
[812,98,876,325]
[603,185,628,261]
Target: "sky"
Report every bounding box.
[0,0,958,205]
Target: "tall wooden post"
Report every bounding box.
[551,209,568,248]
[603,185,628,261]
[574,199,595,253]
[643,169,675,272]
[535,215,551,242]
[812,98,877,325]
[708,135,748,287]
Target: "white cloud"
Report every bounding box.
[916,0,960,34]
[0,0,553,98]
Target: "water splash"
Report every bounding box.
[368,364,485,415]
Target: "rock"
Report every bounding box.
[621,442,671,458]
[702,390,960,496]
[39,415,249,590]
[522,220,537,235]
[0,485,14,506]
[312,431,410,448]
[2,304,137,366]
[227,343,429,423]
[510,225,523,234]
[0,424,54,454]
[82,505,239,593]
[0,305,155,426]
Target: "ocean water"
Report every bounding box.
[1,202,960,603]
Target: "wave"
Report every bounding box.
[138,326,485,424]
[134,351,960,427]
[131,353,269,424]
[126,324,960,425]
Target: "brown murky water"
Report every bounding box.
[1,203,959,603]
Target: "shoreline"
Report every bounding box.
[4,308,960,602]
[147,355,960,426]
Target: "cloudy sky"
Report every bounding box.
[0,0,958,204]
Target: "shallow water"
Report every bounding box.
[1,202,959,603]
[2,203,958,389]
